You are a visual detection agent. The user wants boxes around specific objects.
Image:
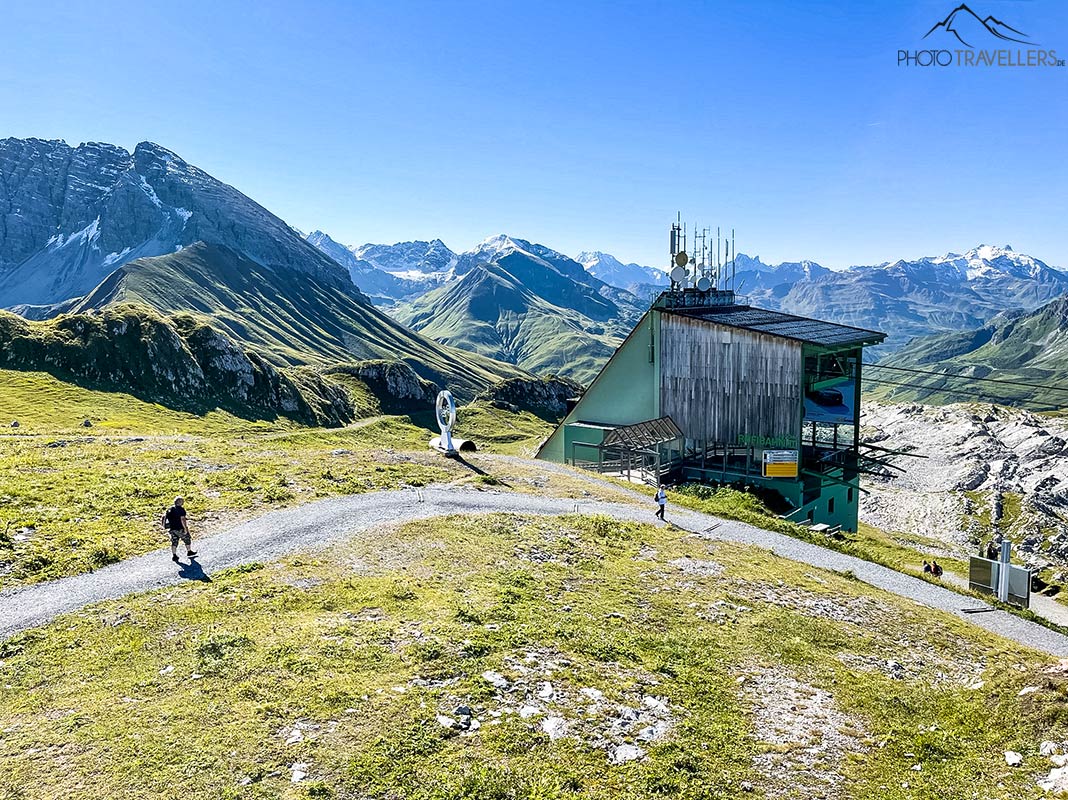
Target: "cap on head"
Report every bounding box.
[175,497,184,506]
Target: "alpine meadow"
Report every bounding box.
[2,2,1068,799]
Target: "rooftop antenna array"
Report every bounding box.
[669,215,738,296]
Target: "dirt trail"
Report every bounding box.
[2,479,1067,657]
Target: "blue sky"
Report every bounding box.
[2,0,1065,269]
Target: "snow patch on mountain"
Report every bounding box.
[576,251,668,294]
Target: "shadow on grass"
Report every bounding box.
[453,455,512,488]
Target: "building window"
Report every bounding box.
[847,488,854,503]
[828,497,835,514]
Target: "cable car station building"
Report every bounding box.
[536,287,887,531]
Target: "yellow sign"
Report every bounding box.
[762,450,799,478]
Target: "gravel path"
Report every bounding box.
[2,484,1067,657]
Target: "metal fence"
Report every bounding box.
[968,556,1030,609]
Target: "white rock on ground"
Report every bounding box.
[744,668,868,798]
[285,729,304,745]
[1005,750,1024,766]
[1038,765,1068,793]
[611,744,645,764]
[482,670,509,689]
[541,716,568,740]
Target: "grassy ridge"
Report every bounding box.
[394,263,627,385]
[0,305,355,426]
[75,244,530,398]
[865,296,1068,410]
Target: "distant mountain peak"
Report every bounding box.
[576,250,668,294]
[468,234,531,260]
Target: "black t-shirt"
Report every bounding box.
[165,506,187,530]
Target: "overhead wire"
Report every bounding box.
[861,376,1064,407]
[862,361,1068,397]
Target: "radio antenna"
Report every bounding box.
[731,228,736,293]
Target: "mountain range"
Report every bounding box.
[3,136,1066,394]
[309,226,1066,360]
[0,137,524,397]
[731,245,1068,349]
[0,138,348,312]
[301,232,646,382]
[866,294,1068,410]
[576,251,668,299]
[390,235,644,384]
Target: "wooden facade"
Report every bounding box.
[659,313,802,447]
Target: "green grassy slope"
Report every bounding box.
[0,369,556,586]
[867,295,1068,409]
[0,305,354,426]
[1,513,1062,799]
[394,264,626,384]
[73,243,529,399]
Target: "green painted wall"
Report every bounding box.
[537,310,660,462]
[563,423,610,463]
[678,466,860,531]
[784,477,860,532]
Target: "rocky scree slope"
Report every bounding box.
[861,402,1068,575]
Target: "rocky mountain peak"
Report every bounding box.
[0,136,353,310]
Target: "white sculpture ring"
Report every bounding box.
[436,390,456,435]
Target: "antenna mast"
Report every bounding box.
[731,228,736,292]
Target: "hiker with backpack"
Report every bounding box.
[654,484,667,521]
[162,497,197,563]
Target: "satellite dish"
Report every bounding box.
[674,251,689,267]
[669,266,688,284]
[697,276,712,291]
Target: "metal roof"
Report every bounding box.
[665,306,885,347]
[600,416,684,450]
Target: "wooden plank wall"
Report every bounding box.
[660,314,802,445]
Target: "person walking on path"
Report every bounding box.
[162,497,197,563]
[654,485,667,521]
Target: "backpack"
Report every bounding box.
[164,506,184,529]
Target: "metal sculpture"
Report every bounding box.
[434,390,458,455]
